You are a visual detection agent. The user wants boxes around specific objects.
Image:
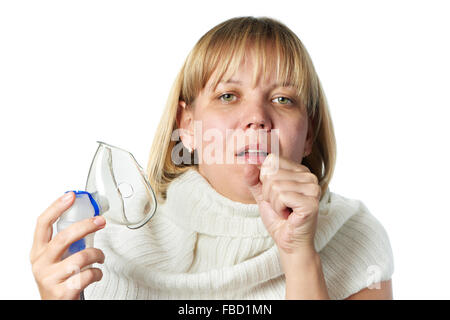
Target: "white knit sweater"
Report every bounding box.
[85,168,394,300]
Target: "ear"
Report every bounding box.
[176,100,195,151]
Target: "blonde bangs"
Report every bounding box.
[181,17,315,117]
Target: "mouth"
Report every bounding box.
[235,144,269,164]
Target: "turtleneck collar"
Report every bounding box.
[160,168,266,237]
[169,168,262,216]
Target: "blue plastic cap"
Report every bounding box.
[64,190,100,216]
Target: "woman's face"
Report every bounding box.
[178,52,313,204]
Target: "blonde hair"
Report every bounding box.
[146,16,336,203]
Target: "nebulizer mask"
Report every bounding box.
[56,141,157,273]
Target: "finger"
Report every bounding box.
[44,216,106,263]
[31,192,75,261]
[269,185,285,219]
[280,192,319,217]
[260,167,318,186]
[264,180,321,201]
[244,163,286,231]
[57,248,105,281]
[263,180,289,220]
[286,195,319,231]
[59,267,103,299]
[257,199,286,234]
[270,186,320,220]
[261,153,310,176]
[273,191,292,219]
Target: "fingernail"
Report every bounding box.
[61,192,73,203]
[262,153,273,167]
[93,216,106,227]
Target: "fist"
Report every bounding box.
[244,153,321,254]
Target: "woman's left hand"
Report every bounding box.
[244,153,321,255]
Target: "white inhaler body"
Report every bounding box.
[56,191,99,260]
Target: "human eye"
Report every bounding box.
[218,93,237,103]
[272,96,294,105]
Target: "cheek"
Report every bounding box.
[193,115,232,153]
[277,118,308,161]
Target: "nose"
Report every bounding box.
[248,118,268,130]
[243,100,272,131]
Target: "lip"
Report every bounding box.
[236,152,267,164]
[235,143,269,156]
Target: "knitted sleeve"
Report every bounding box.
[319,203,395,300]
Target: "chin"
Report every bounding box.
[228,178,256,204]
[201,164,257,204]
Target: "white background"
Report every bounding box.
[1,0,449,299]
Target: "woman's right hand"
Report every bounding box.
[30,191,106,300]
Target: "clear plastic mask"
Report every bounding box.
[85,141,157,229]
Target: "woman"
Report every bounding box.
[30,16,394,300]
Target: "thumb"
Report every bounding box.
[244,164,264,203]
[244,164,283,234]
